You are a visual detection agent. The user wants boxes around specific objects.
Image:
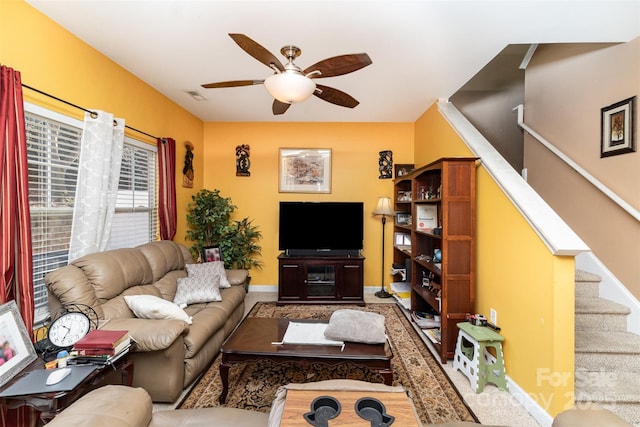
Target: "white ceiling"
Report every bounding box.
[26,0,640,123]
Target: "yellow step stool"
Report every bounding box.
[452,322,508,393]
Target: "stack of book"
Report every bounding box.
[411,311,440,329]
[390,281,411,309]
[68,330,130,365]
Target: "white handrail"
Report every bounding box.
[515,104,640,223]
[438,101,589,256]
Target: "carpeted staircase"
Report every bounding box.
[574,269,640,425]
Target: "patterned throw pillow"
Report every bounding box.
[124,295,192,324]
[173,276,222,306]
[185,261,231,288]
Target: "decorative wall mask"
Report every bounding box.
[236,144,250,176]
[182,141,194,188]
[378,150,393,179]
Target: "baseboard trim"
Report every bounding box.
[507,375,554,427]
[247,284,278,292]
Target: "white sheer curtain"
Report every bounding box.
[68,110,124,261]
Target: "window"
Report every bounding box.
[25,103,158,322]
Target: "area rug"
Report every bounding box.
[178,302,477,425]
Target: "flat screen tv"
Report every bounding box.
[279,202,363,256]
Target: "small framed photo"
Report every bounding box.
[394,163,414,178]
[397,190,411,202]
[601,96,636,158]
[394,232,411,246]
[0,301,37,387]
[395,212,411,226]
[279,148,331,193]
[202,245,223,263]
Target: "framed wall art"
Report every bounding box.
[279,148,331,193]
[601,96,636,158]
[0,301,37,387]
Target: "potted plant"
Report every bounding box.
[186,189,263,272]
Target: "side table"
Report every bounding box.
[0,351,134,423]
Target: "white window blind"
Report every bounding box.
[24,103,158,322]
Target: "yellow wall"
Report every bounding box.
[201,122,414,287]
[1,0,204,245]
[415,103,575,416]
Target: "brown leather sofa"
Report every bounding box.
[46,382,633,427]
[45,240,248,402]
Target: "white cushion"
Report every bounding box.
[185,261,231,288]
[124,295,192,324]
[173,276,222,306]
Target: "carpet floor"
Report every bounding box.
[178,302,478,425]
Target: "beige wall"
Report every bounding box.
[524,39,640,298]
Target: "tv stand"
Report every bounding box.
[284,249,361,257]
[277,254,365,305]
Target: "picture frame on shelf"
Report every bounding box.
[395,212,411,226]
[601,96,636,157]
[0,301,37,387]
[202,245,222,263]
[394,232,411,246]
[394,163,414,178]
[279,148,331,193]
[396,190,411,202]
[415,204,438,232]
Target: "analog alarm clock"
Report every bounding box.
[47,310,91,349]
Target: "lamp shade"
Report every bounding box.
[264,71,316,104]
[372,197,395,216]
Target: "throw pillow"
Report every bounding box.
[124,295,192,324]
[173,276,222,306]
[323,309,386,344]
[185,261,231,288]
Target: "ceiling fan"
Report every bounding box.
[201,34,372,115]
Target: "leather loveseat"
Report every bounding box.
[45,240,247,402]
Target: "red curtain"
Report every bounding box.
[0,66,37,426]
[157,137,177,240]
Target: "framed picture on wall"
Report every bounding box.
[279,148,331,193]
[601,96,636,157]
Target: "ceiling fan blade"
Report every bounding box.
[304,53,372,78]
[201,80,264,89]
[272,100,291,115]
[314,84,359,108]
[229,33,285,72]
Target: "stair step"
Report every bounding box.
[576,370,640,403]
[575,330,640,372]
[576,370,640,423]
[573,270,640,425]
[575,270,601,298]
[576,297,631,315]
[575,297,631,331]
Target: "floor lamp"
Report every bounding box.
[373,197,395,298]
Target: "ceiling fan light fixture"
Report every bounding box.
[264,71,316,104]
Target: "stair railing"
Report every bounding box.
[515,104,640,223]
[438,101,589,256]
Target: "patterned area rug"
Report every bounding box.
[178,302,477,424]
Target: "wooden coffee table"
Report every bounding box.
[219,317,393,404]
